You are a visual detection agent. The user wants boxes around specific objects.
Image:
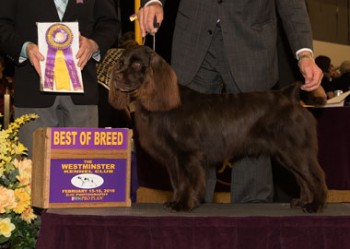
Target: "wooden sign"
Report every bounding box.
[31,127,132,208]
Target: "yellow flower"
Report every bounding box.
[0,131,10,159]
[16,142,27,155]
[13,158,32,186]
[21,207,37,223]
[0,218,16,238]
[0,113,39,247]
[0,186,16,213]
[13,188,31,214]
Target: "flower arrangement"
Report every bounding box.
[0,113,40,249]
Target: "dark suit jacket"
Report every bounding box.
[143,0,313,92]
[0,0,119,107]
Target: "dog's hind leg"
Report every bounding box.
[291,157,328,213]
[163,151,207,212]
[275,149,327,213]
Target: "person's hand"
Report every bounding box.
[137,3,164,37]
[26,43,44,76]
[297,53,323,92]
[76,34,99,70]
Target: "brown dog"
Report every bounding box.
[108,45,327,213]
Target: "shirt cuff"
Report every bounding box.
[19,41,31,63]
[295,48,313,60]
[144,0,163,7]
[92,50,101,62]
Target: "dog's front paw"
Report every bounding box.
[290,198,303,209]
[163,201,194,212]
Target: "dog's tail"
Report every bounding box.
[281,82,302,103]
[281,82,327,106]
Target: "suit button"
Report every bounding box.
[208,30,213,35]
[218,0,223,3]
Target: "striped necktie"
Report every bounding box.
[54,0,68,21]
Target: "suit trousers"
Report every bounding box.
[14,96,98,159]
[187,23,274,203]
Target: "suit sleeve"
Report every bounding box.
[0,1,26,64]
[276,0,314,54]
[90,0,120,57]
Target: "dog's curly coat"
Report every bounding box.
[108,45,327,213]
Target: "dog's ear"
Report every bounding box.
[108,69,129,110]
[138,51,181,111]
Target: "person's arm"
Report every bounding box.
[296,50,323,92]
[141,0,165,7]
[76,35,100,70]
[137,0,164,37]
[88,0,120,58]
[77,0,120,70]
[24,42,44,76]
[0,1,26,65]
[277,0,323,92]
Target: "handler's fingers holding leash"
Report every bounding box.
[131,2,163,37]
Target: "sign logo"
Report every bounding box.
[71,174,104,189]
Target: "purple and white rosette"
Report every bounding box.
[44,23,82,91]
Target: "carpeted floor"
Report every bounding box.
[47,202,350,217]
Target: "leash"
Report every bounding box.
[142,34,156,51]
[130,13,158,51]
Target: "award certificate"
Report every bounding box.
[37,22,83,93]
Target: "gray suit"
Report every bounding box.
[171,0,313,91]
[142,0,313,203]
